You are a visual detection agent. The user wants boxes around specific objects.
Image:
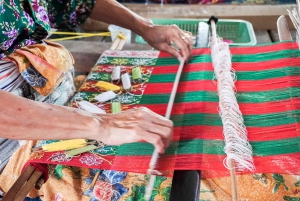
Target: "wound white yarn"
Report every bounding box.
[211,42,255,172]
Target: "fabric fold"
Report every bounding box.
[7,40,74,96]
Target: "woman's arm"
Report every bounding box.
[89,0,193,61]
[0,90,172,153]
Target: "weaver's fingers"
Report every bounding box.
[160,43,182,60]
[173,35,191,62]
[142,120,173,140]
[181,31,193,53]
[133,107,173,127]
[140,132,166,154]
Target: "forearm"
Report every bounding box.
[89,0,152,36]
[0,90,100,140]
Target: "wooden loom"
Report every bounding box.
[2,16,298,201]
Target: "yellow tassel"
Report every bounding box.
[41,139,87,152]
[95,81,121,92]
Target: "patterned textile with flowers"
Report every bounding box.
[0,50,173,201]
[0,0,95,59]
[144,0,295,4]
[199,173,300,201]
[0,141,172,201]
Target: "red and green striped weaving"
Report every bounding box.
[26,41,300,178]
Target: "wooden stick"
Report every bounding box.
[13,170,43,201]
[116,39,126,50]
[145,58,185,201]
[2,165,35,201]
[34,177,45,190]
[90,171,101,190]
[229,159,238,201]
[110,37,121,50]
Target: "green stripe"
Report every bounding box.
[89,66,300,83]
[141,88,300,104]
[155,50,300,66]
[150,67,300,82]
[117,137,300,156]
[170,112,300,127]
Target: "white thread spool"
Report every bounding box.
[112,66,121,81]
[94,91,117,102]
[196,22,209,48]
[121,73,131,91]
[77,100,106,114]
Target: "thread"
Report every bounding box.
[211,42,255,172]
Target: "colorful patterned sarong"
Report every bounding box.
[23,41,300,179]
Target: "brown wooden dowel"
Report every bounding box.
[13,170,43,201]
[2,165,35,201]
[34,177,45,190]
[229,159,239,201]
[90,171,100,190]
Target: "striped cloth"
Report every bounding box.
[26,41,300,178]
[0,60,76,172]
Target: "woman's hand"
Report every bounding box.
[141,25,193,61]
[96,107,173,154]
[89,0,193,61]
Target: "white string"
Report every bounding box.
[211,42,255,172]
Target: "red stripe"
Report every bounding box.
[145,76,300,94]
[233,58,300,71]
[174,153,300,178]
[0,71,13,80]
[141,99,300,116]
[158,48,211,58]
[28,151,300,178]
[158,42,297,58]
[172,124,300,141]
[140,102,219,116]
[229,41,298,54]
[152,60,300,75]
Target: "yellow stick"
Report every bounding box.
[48,32,111,42]
[50,31,111,36]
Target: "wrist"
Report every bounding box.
[134,17,154,37]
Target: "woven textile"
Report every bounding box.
[26,41,300,178]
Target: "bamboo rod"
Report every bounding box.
[210,18,239,201]
[145,58,185,201]
[110,37,121,50]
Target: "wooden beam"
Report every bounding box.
[123,4,296,30]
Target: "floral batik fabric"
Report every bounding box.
[199,172,300,201]
[0,0,95,59]
[0,141,172,201]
